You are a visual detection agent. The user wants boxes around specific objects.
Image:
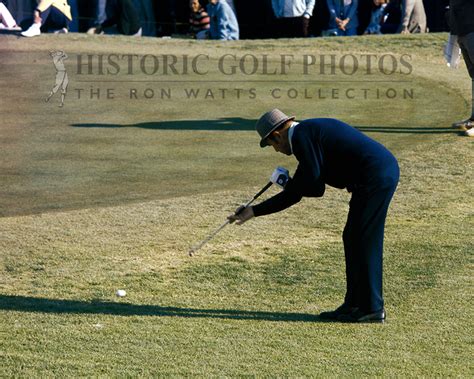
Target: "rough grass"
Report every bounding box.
[0,33,473,376]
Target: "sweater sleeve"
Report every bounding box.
[252,187,302,217]
[347,0,358,21]
[286,163,325,197]
[290,126,326,197]
[216,3,232,40]
[305,0,316,16]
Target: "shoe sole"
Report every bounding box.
[452,124,468,131]
[360,318,385,324]
[337,310,386,323]
[338,318,385,324]
[21,33,40,37]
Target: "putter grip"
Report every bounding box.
[253,181,273,200]
[233,181,273,217]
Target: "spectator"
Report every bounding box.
[272,0,316,38]
[86,0,106,34]
[379,0,401,33]
[357,0,374,34]
[399,0,426,34]
[0,1,21,30]
[207,0,239,40]
[310,0,330,37]
[233,0,275,39]
[189,0,210,39]
[326,0,359,36]
[364,0,389,35]
[154,0,177,36]
[225,0,236,14]
[102,0,142,36]
[21,0,72,37]
[425,0,449,33]
[132,0,156,36]
[449,0,474,136]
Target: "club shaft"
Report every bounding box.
[188,181,273,255]
[251,181,272,201]
[189,219,230,255]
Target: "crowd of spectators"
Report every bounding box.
[0,0,449,40]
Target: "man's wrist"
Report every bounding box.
[248,206,255,219]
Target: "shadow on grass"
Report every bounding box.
[71,118,256,131]
[0,295,323,323]
[0,30,22,36]
[72,119,459,134]
[355,126,459,134]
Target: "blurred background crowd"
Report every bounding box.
[0,0,450,39]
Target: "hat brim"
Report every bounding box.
[259,116,295,148]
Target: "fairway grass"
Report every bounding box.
[1,33,473,376]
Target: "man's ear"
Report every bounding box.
[272,130,282,142]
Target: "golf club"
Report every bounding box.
[188,181,273,256]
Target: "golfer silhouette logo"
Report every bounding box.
[46,50,69,107]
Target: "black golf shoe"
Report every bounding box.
[318,303,359,321]
[337,308,386,323]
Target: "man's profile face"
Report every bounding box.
[267,132,291,156]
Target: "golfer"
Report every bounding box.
[229,109,399,323]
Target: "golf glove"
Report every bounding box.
[270,166,290,188]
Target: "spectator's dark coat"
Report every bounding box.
[105,0,141,35]
[449,0,474,36]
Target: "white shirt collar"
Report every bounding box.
[288,121,299,154]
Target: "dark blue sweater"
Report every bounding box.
[253,118,399,217]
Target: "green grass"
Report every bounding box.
[0,33,473,376]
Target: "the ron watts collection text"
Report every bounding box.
[73,87,415,101]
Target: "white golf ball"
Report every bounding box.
[116,289,126,297]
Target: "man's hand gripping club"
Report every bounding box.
[227,166,289,225]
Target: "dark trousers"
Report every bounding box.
[459,33,474,119]
[40,6,69,31]
[343,162,399,312]
[275,16,309,38]
[459,32,474,79]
